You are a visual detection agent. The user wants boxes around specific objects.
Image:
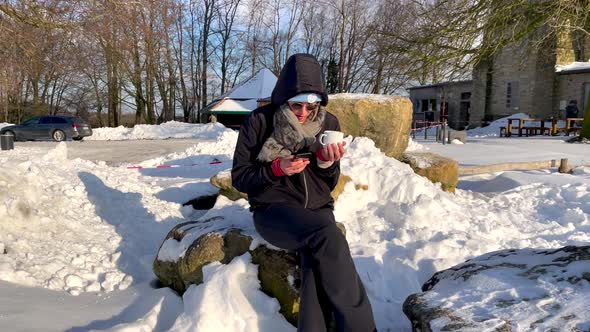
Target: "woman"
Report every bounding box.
[232,53,376,332]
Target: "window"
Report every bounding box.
[506,83,512,108]
[461,92,471,100]
[52,117,68,124]
[506,82,520,110]
[22,118,39,126]
[39,117,52,124]
[421,99,429,112]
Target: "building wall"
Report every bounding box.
[471,59,489,127]
[409,82,472,129]
[555,72,590,118]
[409,87,440,124]
[471,30,559,124]
[441,82,472,129]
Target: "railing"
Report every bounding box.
[411,120,448,143]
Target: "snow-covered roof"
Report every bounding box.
[204,68,277,113]
[556,61,590,74]
[213,68,277,102]
[210,99,258,113]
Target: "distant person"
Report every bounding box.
[232,53,376,332]
[565,100,580,127]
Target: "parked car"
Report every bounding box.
[0,115,93,142]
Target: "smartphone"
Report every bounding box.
[294,152,313,159]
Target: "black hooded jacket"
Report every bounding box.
[231,54,340,211]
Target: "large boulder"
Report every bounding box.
[401,152,459,192]
[327,94,413,159]
[211,170,366,202]
[403,246,590,332]
[154,214,348,326]
[153,218,252,293]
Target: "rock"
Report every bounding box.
[211,170,365,202]
[403,246,590,332]
[210,171,247,201]
[154,216,348,326]
[401,152,458,192]
[251,246,300,325]
[327,94,412,159]
[153,219,251,293]
[331,174,351,201]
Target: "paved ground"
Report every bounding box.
[13,139,207,164]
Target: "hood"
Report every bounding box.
[271,53,328,106]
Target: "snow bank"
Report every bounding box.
[329,93,400,102]
[86,121,231,141]
[169,254,295,332]
[466,113,568,138]
[1,122,589,331]
[334,137,590,329]
[0,143,185,295]
[405,137,429,152]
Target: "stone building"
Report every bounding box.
[410,28,590,129]
[408,81,472,130]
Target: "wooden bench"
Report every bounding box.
[524,127,551,136]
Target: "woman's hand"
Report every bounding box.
[319,142,346,162]
[280,156,310,176]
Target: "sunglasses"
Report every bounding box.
[288,102,320,112]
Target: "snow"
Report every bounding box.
[1,118,590,331]
[220,68,277,100]
[169,254,295,332]
[86,121,229,141]
[425,248,590,331]
[211,99,258,112]
[556,61,590,72]
[330,93,400,102]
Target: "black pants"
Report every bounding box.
[253,204,376,332]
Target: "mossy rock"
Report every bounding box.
[251,247,300,325]
[212,170,364,202]
[401,153,459,193]
[155,218,349,326]
[210,171,248,201]
[327,95,413,159]
[153,223,252,294]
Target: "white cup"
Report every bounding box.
[319,130,344,146]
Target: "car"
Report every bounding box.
[0,115,93,142]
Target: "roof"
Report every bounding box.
[210,99,258,114]
[203,68,277,113]
[407,80,473,90]
[213,68,277,102]
[556,62,590,75]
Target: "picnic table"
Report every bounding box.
[505,118,555,137]
[502,117,585,137]
[565,118,584,136]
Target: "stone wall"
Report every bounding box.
[441,81,472,130]
[470,59,489,127]
[488,37,556,119]
[470,27,590,126]
[555,72,590,118]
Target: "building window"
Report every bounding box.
[506,82,520,110]
[461,92,471,100]
[506,83,512,109]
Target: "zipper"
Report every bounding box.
[302,170,309,208]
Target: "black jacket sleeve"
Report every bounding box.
[231,111,279,195]
[311,113,341,190]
